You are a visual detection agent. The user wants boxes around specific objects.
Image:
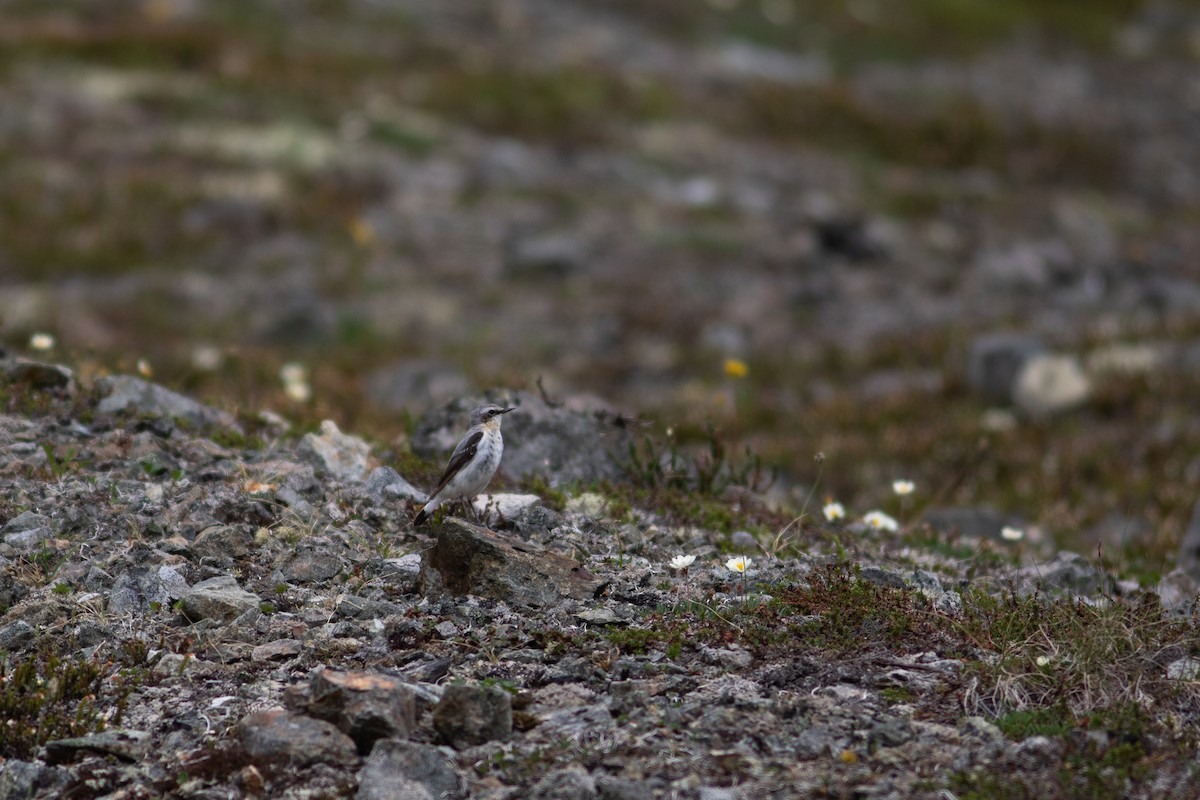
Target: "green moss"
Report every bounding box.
[416,65,675,145]
[996,706,1074,740]
[0,652,127,759]
[517,475,568,512]
[776,564,938,652]
[605,627,664,656]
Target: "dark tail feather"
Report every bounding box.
[413,509,428,526]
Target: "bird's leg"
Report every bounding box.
[465,497,478,523]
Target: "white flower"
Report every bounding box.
[822,501,846,522]
[669,554,696,570]
[1001,526,1025,542]
[191,345,222,372]
[29,332,55,351]
[1036,655,1051,667]
[137,358,153,378]
[892,480,915,496]
[283,381,312,403]
[280,362,308,385]
[726,556,751,573]
[863,510,899,532]
[280,362,311,402]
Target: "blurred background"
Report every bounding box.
[3,0,1200,576]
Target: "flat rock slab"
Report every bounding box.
[2,359,74,391]
[95,374,239,431]
[419,518,603,608]
[238,709,358,767]
[180,575,260,622]
[413,390,632,484]
[43,729,150,764]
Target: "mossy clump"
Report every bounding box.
[0,652,120,759]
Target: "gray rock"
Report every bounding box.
[95,374,239,431]
[252,639,303,661]
[934,591,964,616]
[356,739,465,800]
[596,777,668,800]
[1166,657,1200,680]
[697,789,736,800]
[729,530,758,552]
[2,526,52,551]
[0,620,35,650]
[527,765,597,800]
[238,709,358,767]
[2,510,51,534]
[0,759,69,800]
[1,359,75,391]
[1013,735,1063,771]
[298,420,371,481]
[921,507,1024,539]
[192,525,252,562]
[413,391,631,485]
[379,555,422,593]
[337,595,404,620]
[180,575,260,622]
[432,684,512,749]
[505,231,589,278]
[859,566,907,589]
[307,669,417,753]
[967,333,1047,405]
[419,518,603,608]
[363,466,427,504]
[365,359,470,415]
[43,729,150,764]
[107,565,189,614]
[473,492,541,523]
[1014,354,1091,416]
[1175,499,1200,580]
[0,571,29,609]
[1015,552,1113,598]
[280,549,344,584]
[1157,567,1197,613]
[910,570,943,593]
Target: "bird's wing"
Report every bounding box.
[429,430,483,498]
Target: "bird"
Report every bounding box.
[413,404,515,526]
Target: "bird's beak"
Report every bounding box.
[500,406,516,414]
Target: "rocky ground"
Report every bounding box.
[1,366,1200,799]
[4,0,1200,797]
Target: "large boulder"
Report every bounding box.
[412,390,633,485]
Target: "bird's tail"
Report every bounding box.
[413,496,438,526]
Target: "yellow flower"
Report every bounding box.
[723,358,749,379]
[349,217,376,247]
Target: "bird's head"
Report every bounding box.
[470,404,516,428]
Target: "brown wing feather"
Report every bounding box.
[429,430,482,498]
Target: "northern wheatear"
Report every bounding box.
[413,404,515,526]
